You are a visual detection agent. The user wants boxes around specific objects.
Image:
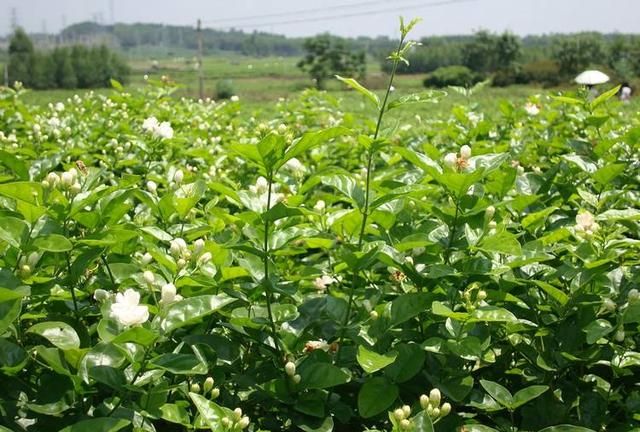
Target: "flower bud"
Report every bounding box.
[314,200,326,212]
[141,252,153,265]
[198,252,212,265]
[194,239,205,254]
[488,220,497,230]
[615,329,625,342]
[143,270,155,284]
[233,408,243,421]
[431,407,440,418]
[628,289,640,302]
[485,205,495,220]
[70,182,82,195]
[443,152,457,169]
[429,388,441,407]
[94,289,109,302]
[369,310,379,320]
[420,394,430,410]
[238,416,250,429]
[146,180,157,194]
[60,171,74,187]
[20,264,31,277]
[46,172,60,186]
[293,374,301,384]
[402,405,411,418]
[460,145,472,160]
[173,169,184,184]
[203,376,214,393]
[210,387,220,399]
[27,252,40,267]
[177,258,187,268]
[440,402,451,417]
[285,361,296,377]
[393,408,405,421]
[221,418,232,428]
[190,383,201,393]
[603,298,616,312]
[400,419,411,430]
[477,290,487,301]
[160,283,177,305]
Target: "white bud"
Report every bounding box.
[60,171,74,186]
[460,145,472,159]
[443,152,457,168]
[429,388,441,407]
[628,289,640,302]
[431,407,440,417]
[440,402,451,417]
[238,416,250,429]
[402,405,411,418]
[141,252,153,265]
[210,388,220,398]
[285,361,296,377]
[420,394,430,409]
[603,298,616,312]
[393,408,405,421]
[143,270,155,284]
[177,258,186,268]
[221,418,232,428]
[615,329,625,342]
[190,383,200,393]
[488,220,497,230]
[203,376,214,393]
[314,200,326,212]
[194,239,205,254]
[400,419,411,430]
[477,290,487,301]
[173,169,184,184]
[46,172,60,186]
[369,310,379,320]
[146,180,157,194]
[198,251,212,265]
[70,182,81,194]
[233,408,243,421]
[160,283,177,305]
[20,264,31,277]
[293,374,301,384]
[94,289,109,302]
[485,206,495,220]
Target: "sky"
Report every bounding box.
[1,0,639,38]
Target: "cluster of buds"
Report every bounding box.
[42,167,83,195]
[314,200,326,213]
[159,283,183,306]
[419,388,451,420]
[284,361,302,384]
[18,252,40,278]
[168,238,212,269]
[443,145,472,172]
[249,177,285,211]
[191,376,220,399]
[462,284,487,313]
[575,211,600,237]
[220,407,250,430]
[392,405,413,430]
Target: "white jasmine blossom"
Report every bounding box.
[110,289,149,326]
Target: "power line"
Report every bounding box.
[202,0,425,24]
[209,0,477,30]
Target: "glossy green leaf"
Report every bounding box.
[356,345,397,374]
[358,377,399,418]
[27,321,80,350]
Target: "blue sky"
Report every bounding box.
[2,0,639,37]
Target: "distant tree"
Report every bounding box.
[71,45,96,87]
[8,28,35,86]
[462,31,496,73]
[31,53,56,89]
[494,32,521,70]
[297,35,366,89]
[552,35,605,75]
[52,48,77,89]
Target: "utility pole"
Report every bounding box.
[10,7,18,31]
[197,19,204,99]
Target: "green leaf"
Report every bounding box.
[299,362,351,390]
[512,385,548,409]
[461,426,500,432]
[356,346,397,374]
[150,353,208,375]
[321,174,365,209]
[538,426,596,432]
[110,79,123,91]
[33,234,73,252]
[111,327,158,346]
[592,163,625,186]
[0,216,29,248]
[478,231,521,255]
[412,411,435,432]
[582,319,613,344]
[471,307,518,323]
[280,127,347,169]
[263,202,306,222]
[159,294,236,332]
[480,379,513,408]
[336,75,380,108]
[0,150,29,180]
[531,280,569,306]
[189,392,233,432]
[358,377,399,418]
[387,90,445,112]
[27,321,80,350]
[590,85,621,109]
[159,403,191,426]
[58,418,130,432]
[0,287,24,334]
[384,343,425,383]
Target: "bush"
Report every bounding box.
[424,65,483,88]
[215,79,235,99]
[521,59,562,87]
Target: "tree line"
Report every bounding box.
[7,28,130,89]
[389,31,640,87]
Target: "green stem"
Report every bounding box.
[444,197,461,264]
[340,34,406,342]
[263,174,283,360]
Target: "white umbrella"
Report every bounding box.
[575,70,610,85]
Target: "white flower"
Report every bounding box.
[314,200,326,212]
[250,176,269,195]
[60,171,74,186]
[313,275,336,291]
[575,211,600,236]
[173,169,184,185]
[142,116,159,132]
[110,289,149,326]
[443,153,457,168]
[160,283,182,306]
[525,102,540,116]
[146,180,157,194]
[284,157,305,175]
[141,252,153,265]
[156,121,174,139]
[143,270,155,284]
[55,102,65,112]
[460,145,472,160]
[194,239,205,254]
[230,95,239,102]
[303,339,331,352]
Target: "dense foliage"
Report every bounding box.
[7,29,130,90]
[1,19,640,432]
